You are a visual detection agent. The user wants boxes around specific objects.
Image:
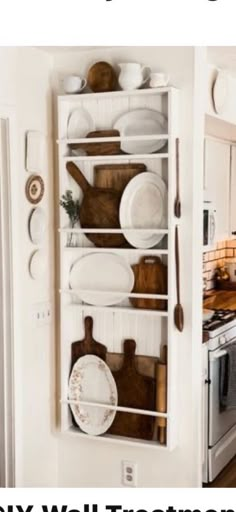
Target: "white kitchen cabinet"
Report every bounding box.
[204,138,230,242]
[230,146,236,238]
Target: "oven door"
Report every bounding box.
[209,346,236,446]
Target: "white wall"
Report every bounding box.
[52,46,205,488]
[0,47,57,487]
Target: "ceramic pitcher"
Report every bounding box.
[118,63,151,90]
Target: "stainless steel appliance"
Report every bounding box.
[203,310,236,483]
[203,201,216,250]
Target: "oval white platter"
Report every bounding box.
[68,354,118,436]
[29,249,47,279]
[212,70,229,115]
[29,207,46,245]
[67,107,95,139]
[69,252,134,306]
[119,172,167,248]
[114,108,167,154]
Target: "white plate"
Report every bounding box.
[26,131,46,173]
[67,107,95,139]
[69,252,134,306]
[29,249,47,279]
[119,172,167,248]
[29,207,46,245]
[212,71,229,114]
[114,109,167,154]
[68,354,118,436]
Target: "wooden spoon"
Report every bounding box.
[174,138,181,218]
[174,225,184,332]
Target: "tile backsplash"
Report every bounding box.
[203,240,236,290]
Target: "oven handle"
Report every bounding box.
[211,349,227,360]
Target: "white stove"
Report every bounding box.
[203,309,236,483]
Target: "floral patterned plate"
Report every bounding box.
[68,355,118,436]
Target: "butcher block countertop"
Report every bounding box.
[203,290,236,311]
[203,290,236,343]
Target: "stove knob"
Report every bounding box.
[219,335,226,345]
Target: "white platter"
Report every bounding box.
[119,172,167,248]
[29,207,46,245]
[212,71,229,115]
[29,249,47,279]
[67,107,95,139]
[69,252,134,306]
[113,109,167,154]
[68,354,118,436]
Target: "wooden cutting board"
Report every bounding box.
[109,339,156,440]
[130,256,168,310]
[71,316,107,371]
[66,162,126,247]
[68,130,120,156]
[94,163,146,193]
[106,351,158,378]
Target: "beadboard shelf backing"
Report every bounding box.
[57,86,179,450]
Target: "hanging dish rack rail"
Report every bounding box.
[57,134,169,145]
[60,289,168,300]
[63,153,169,162]
[59,228,169,235]
[61,399,168,418]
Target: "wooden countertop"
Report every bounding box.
[204,290,236,311]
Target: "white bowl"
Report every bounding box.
[203,308,214,322]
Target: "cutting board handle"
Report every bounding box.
[123,339,136,369]
[66,162,91,193]
[84,316,93,341]
[139,256,162,265]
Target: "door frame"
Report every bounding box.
[0,104,19,487]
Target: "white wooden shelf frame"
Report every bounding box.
[57,86,179,451]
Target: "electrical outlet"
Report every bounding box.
[122,460,137,487]
[32,301,52,327]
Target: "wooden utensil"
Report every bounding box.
[66,162,126,247]
[174,138,181,218]
[71,316,107,370]
[109,339,156,440]
[87,61,117,92]
[94,163,146,193]
[106,352,158,378]
[130,256,167,310]
[68,130,121,156]
[156,345,167,445]
[174,226,184,331]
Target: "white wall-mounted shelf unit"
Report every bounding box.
[57,86,179,450]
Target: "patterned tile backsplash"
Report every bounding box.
[203,240,236,290]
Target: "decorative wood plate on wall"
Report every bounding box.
[25,175,45,204]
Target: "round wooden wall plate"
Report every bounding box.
[25,174,45,204]
[87,61,117,92]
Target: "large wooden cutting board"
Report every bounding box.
[109,339,156,440]
[94,163,146,193]
[71,316,107,371]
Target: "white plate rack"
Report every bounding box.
[57,86,180,450]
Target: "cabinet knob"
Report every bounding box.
[232,232,236,236]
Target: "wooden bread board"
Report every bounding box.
[130,256,168,310]
[71,316,107,371]
[94,163,146,193]
[68,130,121,156]
[109,339,156,440]
[106,351,158,378]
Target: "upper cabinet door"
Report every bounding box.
[230,146,236,238]
[204,138,230,242]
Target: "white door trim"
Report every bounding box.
[0,104,19,487]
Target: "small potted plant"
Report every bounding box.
[60,190,80,247]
